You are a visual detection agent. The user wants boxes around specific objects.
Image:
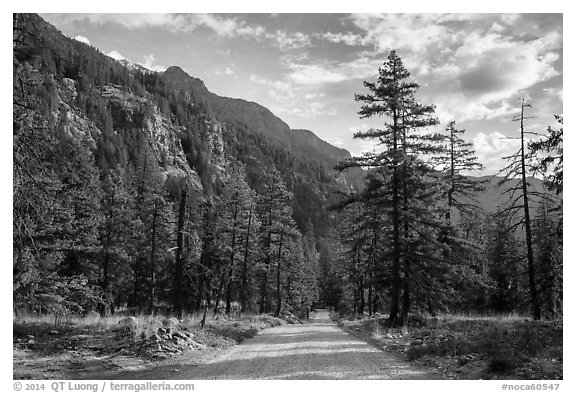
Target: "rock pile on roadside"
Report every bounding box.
[106,318,211,359]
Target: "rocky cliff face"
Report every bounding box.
[56,77,101,150]
[53,76,215,190]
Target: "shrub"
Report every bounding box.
[488,356,517,374]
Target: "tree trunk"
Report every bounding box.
[274,232,284,317]
[213,270,226,315]
[368,227,376,316]
[389,110,401,325]
[101,216,113,316]
[173,186,187,317]
[358,276,365,315]
[148,202,158,314]
[400,257,410,325]
[519,100,541,321]
[259,209,273,314]
[225,197,240,315]
[240,203,253,313]
[368,280,373,316]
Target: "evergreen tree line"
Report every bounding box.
[319,51,562,324]
[13,14,321,319]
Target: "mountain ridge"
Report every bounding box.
[162,65,353,172]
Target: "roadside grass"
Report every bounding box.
[14,308,287,378]
[337,312,562,379]
[13,309,285,372]
[14,310,283,344]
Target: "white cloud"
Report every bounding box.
[267,31,312,50]
[224,67,237,77]
[542,87,563,101]
[426,30,561,122]
[188,14,265,38]
[74,35,90,45]
[340,14,561,123]
[50,13,266,38]
[59,13,177,29]
[349,14,454,54]
[472,131,520,174]
[500,14,521,25]
[107,50,126,61]
[285,54,383,87]
[142,54,166,72]
[216,66,238,78]
[271,101,337,118]
[288,63,348,85]
[317,31,365,46]
[303,92,326,100]
[489,22,505,33]
[249,74,295,100]
[249,74,291,91]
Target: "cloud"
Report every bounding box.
[52,13,178,30]
[472,131,520,174]
[349,14,455,54]
[287,63,348,85]
[500,14,521,25]
[249,74,291,91]
[425,30,561,122]
[223,67,237,77]
[268,31,311,50]
[49,13,266,38]
[285,54,383,87]
[248,74,295,100]
[542,87,563,101]
[271,101,337,118]
[74,35,90,45]
[303,92,326,100]
[188,14,265,38]
[317,31,366,46]
[336,13,561,123]
[107,50,126,61]
[215,66,238,78]
[142,54,166,72]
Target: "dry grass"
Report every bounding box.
[338,312,562,379]
[14,310,284,345]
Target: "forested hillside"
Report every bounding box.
[13,13,337,319]
[13,13,562,328]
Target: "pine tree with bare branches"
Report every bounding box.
[496,99,557,321]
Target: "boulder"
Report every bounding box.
[172,331,188,340]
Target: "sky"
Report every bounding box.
[40,12,563,175]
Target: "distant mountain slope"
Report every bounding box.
[289,129,351,167]
[459,175,559,218]
[163,67,352,167]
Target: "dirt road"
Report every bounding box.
[179,310,436,379]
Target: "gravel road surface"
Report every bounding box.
[181,310,436,379]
